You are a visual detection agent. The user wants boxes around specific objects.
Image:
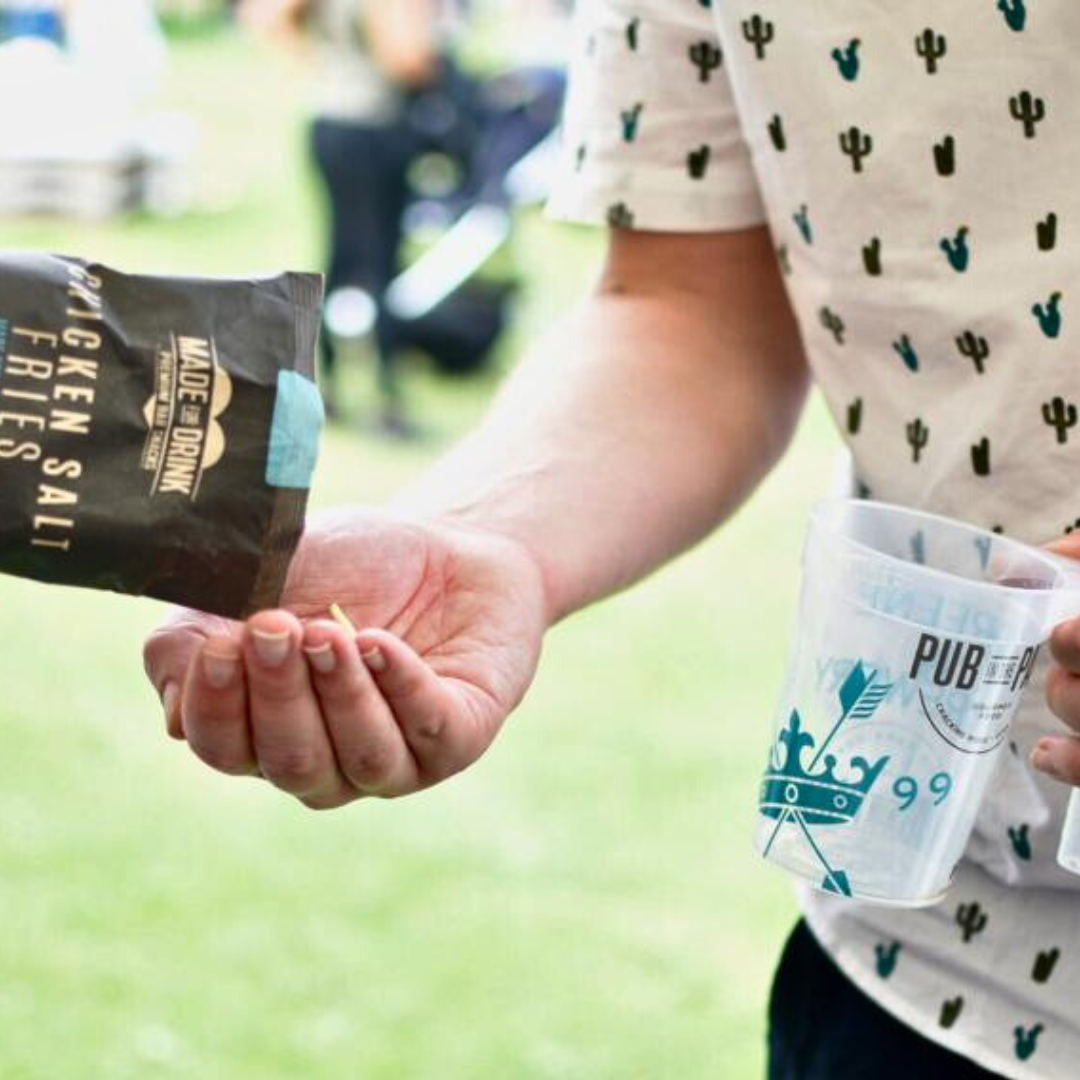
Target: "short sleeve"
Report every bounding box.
[547,0,767,232]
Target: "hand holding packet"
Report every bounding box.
[0,252,325,618]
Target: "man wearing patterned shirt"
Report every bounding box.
[145,1,1080,1076]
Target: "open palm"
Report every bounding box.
[144,508,548,808]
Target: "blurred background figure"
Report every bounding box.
[242,0,564,436]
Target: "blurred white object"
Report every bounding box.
[66,0,168,104]
[324,286,378,342]
[0,1,192,218]
[386,204,510,321]
[503,132,560,206]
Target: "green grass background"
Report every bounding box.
[0,29,842,1079]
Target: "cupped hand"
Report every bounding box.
[143,508,548,809]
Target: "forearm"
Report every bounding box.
[395,228,809,624]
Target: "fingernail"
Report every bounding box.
[1031,740,1061,778]
[163,681,179,721]
[361,647,387,673]
[203,650,239,690]
[303,642,337,675]
[252,628,291,668]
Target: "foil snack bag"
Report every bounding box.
[0,252,325,618]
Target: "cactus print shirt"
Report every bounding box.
[550,2,1080,1077]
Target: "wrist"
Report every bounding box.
[390,491,567,629]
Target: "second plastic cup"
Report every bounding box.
[756,500,1080,907]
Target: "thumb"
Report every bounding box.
[1046,531,1080,562]
[1042,534,1080,638]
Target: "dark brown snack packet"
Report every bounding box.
[0,252,325,618]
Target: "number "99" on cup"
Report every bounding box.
[892,772,953,812]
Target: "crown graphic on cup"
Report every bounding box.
[760,712,889,826]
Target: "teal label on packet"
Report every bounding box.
[266,370,324,489]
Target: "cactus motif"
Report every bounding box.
[911,529,927,564]
[940,997,965,1029]
[793,204,813,244]
[907,419,929,464]
[839,126,873,173]
[819,306,845,344]
[875,941,901,979]
[607,202,635,229]
[1014,1024,1044,1062]
[915,28,947,73]
[776,244,791,275]
[1032,948,1060,984]
[687,145,712,180]
[999,0,1027,32]
[956,330,990,374]
[575,143,587,172]
[972,438,991,477]
[742,14,775,59]
[1010,90,1046,138]
[863,237,882,276]
[941,226,971,272]
[934,135,956,176]
[1033,292,1063,338]
[956,901,988,943]
[893,334,919,372]
[1009,823,1032,860]
[626,16,641,51]
[1042,396,1077,444]
[1037,212,1058,252]
[621,103,643,142]
[975,534,993,570]
[768,114,787,151]
[831,38,860,81]
[689,39,723,82]
[847,398,863,435]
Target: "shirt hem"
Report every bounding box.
[801,899,1045,1080]
[546,176,767,233]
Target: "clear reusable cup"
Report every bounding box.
[756,499,1080,906]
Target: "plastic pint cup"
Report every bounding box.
[756,500,1080,907]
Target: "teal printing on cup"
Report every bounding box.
[761,663,893,898]
[757,500,1065,905]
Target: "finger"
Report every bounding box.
[1046,532,1080,562]
[302,621,418,796]
[356,628,489,784]
[1046,666,1080,735]
[144,608,238,738]
[244,611,354,802]
[1050,619,1080,673]
[1031,736,1080,786]
[182,635,257,777]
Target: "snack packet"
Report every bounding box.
[0,252,324,617]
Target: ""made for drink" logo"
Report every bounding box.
[140,334,232,500]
